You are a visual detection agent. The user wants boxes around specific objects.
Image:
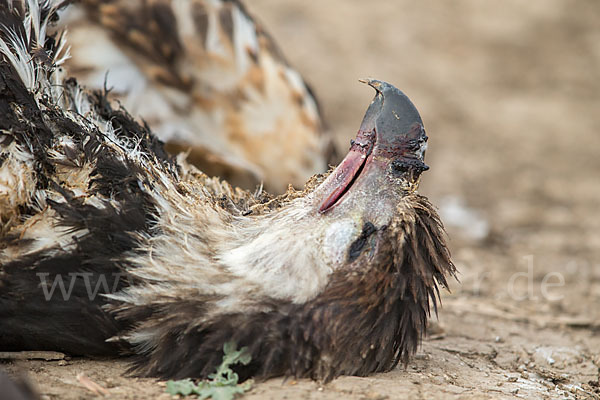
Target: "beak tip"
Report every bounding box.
[359,78,388,95]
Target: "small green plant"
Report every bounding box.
[165,341,253,399]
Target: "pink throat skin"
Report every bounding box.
[318,129,376,213]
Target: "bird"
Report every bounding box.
[0,0,456,383]
[56,0,335,192]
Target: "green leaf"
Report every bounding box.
[197,384,248,400]
[164,342,253,399]
[165,379,196,396]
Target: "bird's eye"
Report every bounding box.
[390,158,430,178]
[390,160,410,176]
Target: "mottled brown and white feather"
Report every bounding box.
[57,0,333,191]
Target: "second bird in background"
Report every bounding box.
[59,0,336,192]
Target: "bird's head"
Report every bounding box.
[291,79,435,273]
[316,79,428,216]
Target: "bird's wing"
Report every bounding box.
[58,0,335,192]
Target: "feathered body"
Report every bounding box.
[0,1,455,382]
[58,0,333,192]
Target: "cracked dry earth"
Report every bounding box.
[3,0,600,399]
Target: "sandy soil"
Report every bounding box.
[3,0,600,398]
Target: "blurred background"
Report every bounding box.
[249,0,600,395]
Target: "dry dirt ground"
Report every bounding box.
[3,0,600,399]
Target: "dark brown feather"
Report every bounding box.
[118,195,455,382]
